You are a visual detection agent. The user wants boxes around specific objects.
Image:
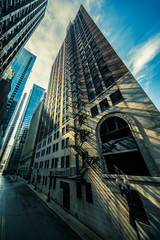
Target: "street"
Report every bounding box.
[0,174,78,240]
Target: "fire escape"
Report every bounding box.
[65,25,98,177]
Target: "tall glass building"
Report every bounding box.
[6,84,45,172]
[3,48,36,136]
[0,48,36,164]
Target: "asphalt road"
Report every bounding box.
[0,174,78,240]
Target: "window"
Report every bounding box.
[66,124,69,133]
[91,67,96,75]
[45,160,47,168]
[66,115,69,121]
[90,40,95,47]
[61,157,64,168]
[62,139,65,149]
[94,51,101,59]
[54,133,56,140]
[82,60,87,66]
[86,82,92,90]
[104,76,114,88]
[53,177,56,189]
[55,158,58,168]
[88,59,93,67]
[53,144,55,152]
[96,85,103,95]
[92,45,98,52]
[85,73,90,81]
[62,127,65,135]
[66,138,69,147]
[91,106,99,117]
[66,156,70,168]
[128,190,150,225]
[52,158,54,168]
[88,92,95,102]
[100,65,109,76]
[57,131,59,139]
[47,160,50,168]
[110,90,123,104]
[97,58,105,67]
[93,75,100,85]
[42,176,44,185]
[99,99,109,112]
[85,183,93,203]
[41,149,45,157]
[84,66,88,73]
[48,136,52,144]
[43,140,46,147]
[45,176,47,186]
[48,146,51,154]
[56,142,59,151]
[76,182,82,199]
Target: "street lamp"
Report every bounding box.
[116,176,141,240]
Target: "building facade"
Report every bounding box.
[31,5,160,240]
[0,48,36,163]
[5,84,45,172]
[19,93,46,179]
[0,65,15,129]
[0,93,27,172]
[2,48,36,135]
[0,0,48,81]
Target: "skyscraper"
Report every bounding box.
[0,48,36,162]
[6,84,45,172]
[19,93,46,179]
[0,0,48,81]
[31,5,160,240]
[0,92,27,172]
[4,48,36,132]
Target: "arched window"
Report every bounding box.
[100,117,150,176]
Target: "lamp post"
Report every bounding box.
[116,176,141,240]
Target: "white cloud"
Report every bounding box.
[102,29,111,37]
[128,33,160,75]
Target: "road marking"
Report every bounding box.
[1,216,5,240]
[1,194,5,240]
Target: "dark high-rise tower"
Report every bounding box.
[0,0,48,81]
[31,5,160,240]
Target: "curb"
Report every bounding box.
[26,183,104,240]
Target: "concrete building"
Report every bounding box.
[0,0,48,81]
[19,93,46,179]
[31,5,160,240]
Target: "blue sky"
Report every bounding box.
[25,0,160,110]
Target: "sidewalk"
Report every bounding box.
[27,183,103,240]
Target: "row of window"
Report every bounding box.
[91,90,123,117]
[35,174,93,204]
[37,124,70,151]
[34,155,70,169]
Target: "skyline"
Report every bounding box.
[24,0,160,110]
